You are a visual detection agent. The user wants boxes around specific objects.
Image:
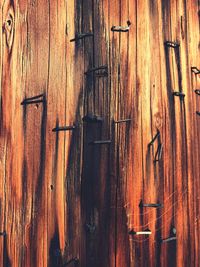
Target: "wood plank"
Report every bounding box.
[64,0,84,264]
[115,0,133,266]
[92,0,113,266]
[81,0,96,266]
[45,1,67,266]
[185,0,200,266]
[0,0,27,266]
[18,0,49,266]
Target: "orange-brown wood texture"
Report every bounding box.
[0,0,199,266]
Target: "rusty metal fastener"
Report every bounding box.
[164,41,180,48]
[82,114,103,123]
[86,223,96,234]
[139,201,163,208]
[161,227,176,243]
[148,130,160,146]
[21,94,45,105]
[173,91,185,99]
[52,126,76,132]
[154,144,163,162]
[85,65,108,75]
[89,140,112,145]
[63,258,79,266]
[129,229,152,235]
[114,119,131,124]
[161,236,177,243]
[111,21,131,32]
[70,33,93,42]
[0,231,6,236]
[191,67,200,74]
[95,71,108,77]
[194,89,200,95]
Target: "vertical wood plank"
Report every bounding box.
[64,0,84,264]
[115,0,132,266]
[92,0,113,266]
[81,0,96,266]
[46,1,67,266]
[184,0,200,266]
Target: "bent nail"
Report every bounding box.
[111,21,131,32]
[52,126,76,132]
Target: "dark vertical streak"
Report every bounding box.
[3,235,11,267]
[48,226,62,267]
[31,96,47,266]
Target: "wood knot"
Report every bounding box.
[154,112,163,129]
[3,7,15,52]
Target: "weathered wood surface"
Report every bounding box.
[0,0,199,266]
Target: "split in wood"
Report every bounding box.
[21,94,45,106]
[194,89,200,95]
[139,201,163,208]
[52,126,76,132]
[196,111,200,116]
[89,140,112,145]
[114,119,132,124]
[191,67,200,74]
[111,21,131,32]
[0,231,6,236]
[173,91,185,100]
[84,66,108,77]
[82,114,103,123]
[154,144,163,162]
[63,258,79,266]
[129,229,152,235]
[70,33,93,42]
[161,227,176,243]
[164,41,180,48]
[148,130,160,147]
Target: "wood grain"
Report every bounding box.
[0,0,199,266]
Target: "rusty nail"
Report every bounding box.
[52,126,76,132]
[129,229,152,235]
[63,258,79,266]
[95,71,108,77]
[85,65,108,75]
[111,20,131,32]
[194,89,200,95]
[0,231,6,236]
[173,91,185,99]
[82,114,103,123]
[114,119,131,124]
[139,201,163,208]
[161,236,177,243]
[191,67,200,74]
[21,94,45,105]
[70,32,93,42]
[89,140,112,145]
[161,227,176,243]
[86,223,96,234]
[148,130,160,146]
[164,41,180,48]
[154,144,163,162]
